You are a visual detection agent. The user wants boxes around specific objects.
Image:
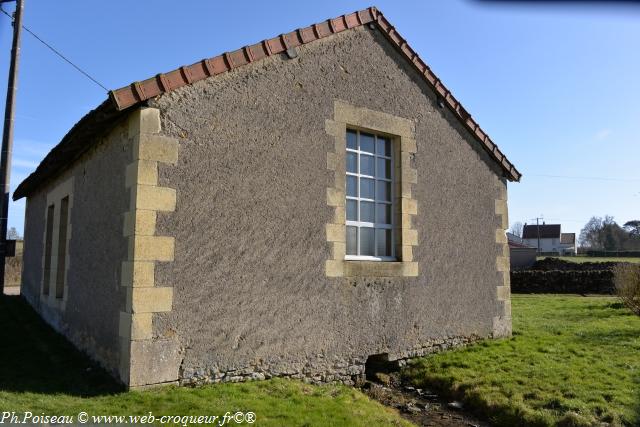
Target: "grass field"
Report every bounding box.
[537,256,640,264]
[403,295,640,426]
[0,295,411,427]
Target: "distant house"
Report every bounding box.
[522,224,576,255]
[507,233,536,269]
[559,233,577,255]
[506,232,524,245]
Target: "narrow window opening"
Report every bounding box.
[42,204,54,296]
[55,196,69,299]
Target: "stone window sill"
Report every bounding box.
[343,261,417,277]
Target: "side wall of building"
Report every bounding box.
[21,120,131,375]
[523,237,558,253]
[510,247,537,270]
[148,26,511,384]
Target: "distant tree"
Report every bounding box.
[509,221,524,238]
[579,216,635,251]
[6,227,20,240]
[623,220,640,250]
[579,216,603,249]
[624,220,640,237]
[600,217,627,251]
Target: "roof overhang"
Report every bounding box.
[14,6,520,201]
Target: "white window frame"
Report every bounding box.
[345,129,396,261]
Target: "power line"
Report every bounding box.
[0,6,108,92]
[528,174,640,182]
[543,218,587,223]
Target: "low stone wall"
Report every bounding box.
[531,258,618,272]
[511,270,615,294]
[510,257,626,294]
[179,335,481,387]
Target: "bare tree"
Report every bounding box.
[6,227,20,240]
[579,216,631,250]
[579,216,603,249]
[509,221,524,238]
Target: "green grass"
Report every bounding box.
[536,256,640,264]
[403,295,640,426]
[0,296,412,426]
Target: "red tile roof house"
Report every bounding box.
[15,7,521,388]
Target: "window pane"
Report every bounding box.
[376,137,391,156]
[347,176,358,197]
[346,200,357,221]
[376,158,391,179]
[376,180,391,201]
[347,130,357,150]
[360,227,375,255]
[347,152,357,173]
[361,154,374,176]
[360,201,375,222]
[360,133,375,153]
[346,226,357,255]
[376,229,392,257]
[376,203,391,224]
[360,178,374,199]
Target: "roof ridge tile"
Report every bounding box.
[107,7,519,180]
[14,6,520,200]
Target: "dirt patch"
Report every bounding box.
[3,286,20,296]
[361,374,490,427]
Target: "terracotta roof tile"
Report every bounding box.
[108,7,520,181]
[14,6,520,200]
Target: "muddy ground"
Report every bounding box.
[361,373,491,427]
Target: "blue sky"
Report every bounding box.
[0,0,638,237]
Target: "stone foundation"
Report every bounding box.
[179,335,482,387]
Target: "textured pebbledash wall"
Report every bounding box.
[148,25,510,384]
[21,120,131,375]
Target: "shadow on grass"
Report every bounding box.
[573,327,640,345]
[0,295,124,396]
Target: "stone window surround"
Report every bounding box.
[40,177,73,311]
[325,100,418,278]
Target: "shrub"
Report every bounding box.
[4,255,21,287]
[613,263,640,315]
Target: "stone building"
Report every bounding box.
[15,7,521,388]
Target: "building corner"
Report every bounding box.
[118,107,182,388]
[493,178,512,338]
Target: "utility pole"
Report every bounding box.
[531,216,544,255]
[0,0,24,294]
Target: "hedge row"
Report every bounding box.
[511,270,614,294]
[529,258,618,271]
[585,250,640,257]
